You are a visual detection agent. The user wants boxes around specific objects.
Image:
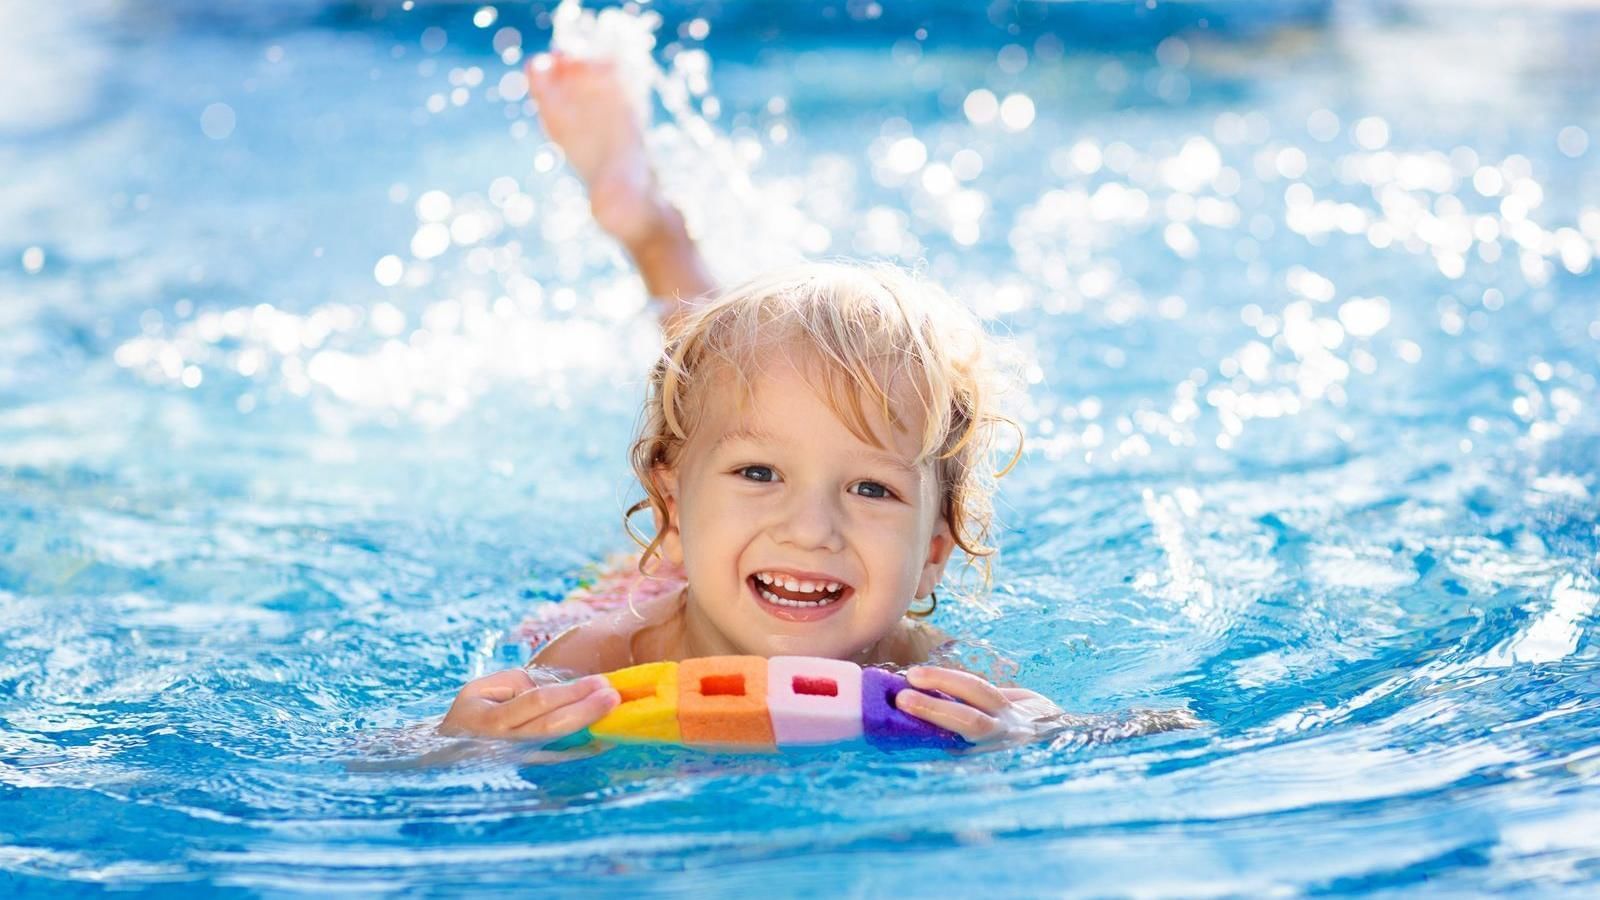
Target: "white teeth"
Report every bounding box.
[751,572,848,597]
[757,586,836,608]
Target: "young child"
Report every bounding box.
[439,53,1179,749]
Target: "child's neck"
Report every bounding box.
[679,590,746,659]
[656,587,912,666]
[625,587,743,663]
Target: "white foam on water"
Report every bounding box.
[1479,572,1600,667]
[0,1,111,134]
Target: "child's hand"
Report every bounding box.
[527,52,664,250]
[896,666,1065,747]
[438,669,620,742]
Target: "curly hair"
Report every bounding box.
[623,260,1022,604]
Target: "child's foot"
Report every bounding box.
[527,52,670,251]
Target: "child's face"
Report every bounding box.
[653,357,955,660]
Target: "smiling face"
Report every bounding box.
[651,354,955,661]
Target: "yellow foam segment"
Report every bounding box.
[590,661,681,743]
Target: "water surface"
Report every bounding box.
[2,0,1599,894]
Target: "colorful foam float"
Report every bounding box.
[587,655,969,750]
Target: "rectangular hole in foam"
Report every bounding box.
[700,674,746,696]
[618,683,655,703]
[792,676,838,697]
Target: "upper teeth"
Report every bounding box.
[755,572,842,593]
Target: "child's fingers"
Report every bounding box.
[999,687,1038,701]
[492,675,609,731]
[905,666,1009,715]
[475,668,537,703]
[510,685,621,741]
[894,689,1000,743]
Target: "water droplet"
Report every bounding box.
[1557,125,1589,158]
[200,103,235,140]
[963,89,998,126]
[999,93,1035,131]
[373,255,404,287]
[1353,116,1389,150]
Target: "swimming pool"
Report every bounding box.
[3,0,1598,894]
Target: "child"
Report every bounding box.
[439,53,1184,748]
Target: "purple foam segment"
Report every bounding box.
[860,667,970,750]
[767,656,864,745]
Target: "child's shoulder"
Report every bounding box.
[873,618,954,667]
[530,618,634,675]
[531,587,686,674]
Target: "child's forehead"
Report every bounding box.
[698,358,925,455]
[715,357,894,414]
[702,365,846,426]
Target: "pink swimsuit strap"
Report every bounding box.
[512,553,687,652]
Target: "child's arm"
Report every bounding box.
[896,666,1201,749]
[625,212,717,331]
[527,53,716,330]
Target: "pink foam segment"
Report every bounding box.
[765,656,864,745]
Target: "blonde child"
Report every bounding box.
[439,53,1175,748]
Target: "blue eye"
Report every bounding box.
[738,465,776,483]
[852,481,894,500]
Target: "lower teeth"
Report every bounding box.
[758,586,836,608]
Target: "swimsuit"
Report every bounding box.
[511,553,1020,683]
[512,552,687,653]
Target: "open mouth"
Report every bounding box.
[746,571,853,621]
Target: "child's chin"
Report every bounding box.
[745,628,858,661]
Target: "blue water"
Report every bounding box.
[3,0,1599,895]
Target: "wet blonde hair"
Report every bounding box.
[624,260,1023,605]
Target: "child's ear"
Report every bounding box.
[649,464,684,566]
[915,518,956,599]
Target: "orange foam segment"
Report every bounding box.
[677,656,775,748]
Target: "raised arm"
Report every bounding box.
[527,52,716,331]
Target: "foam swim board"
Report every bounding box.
[587,660,680,743]
[588,655,969,750]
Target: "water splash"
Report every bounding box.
[111,0,823,427]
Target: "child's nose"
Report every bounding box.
[774,487,846,551]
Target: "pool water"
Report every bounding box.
[3,0,1599,894]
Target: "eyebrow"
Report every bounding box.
[714,427,921,475]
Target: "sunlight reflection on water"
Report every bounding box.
[2,0,1599,895]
